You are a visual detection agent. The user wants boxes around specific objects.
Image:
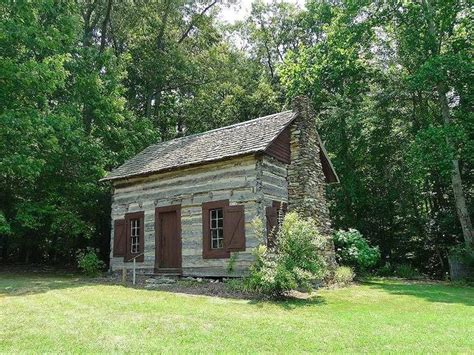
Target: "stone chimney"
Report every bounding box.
[288,96,336,271]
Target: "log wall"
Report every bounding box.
[260,155,289,206]
[109,155,264,277]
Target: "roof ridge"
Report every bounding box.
[148,110,294,148]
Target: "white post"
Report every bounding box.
[133,258,136,285]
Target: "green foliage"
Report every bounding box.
[376,263,424,279]
[334,229,380,272]
[224,278,245,292]
[77,248,105,277]
[1,1,283,265]
[278,0,473,277]
[334,266,355,285]
[1,0,472,280]
[246,212,327,298]
[376,263,395,277]
[450,246,474,268]
[226,253,238,274]
[406,124,466,183]
[394,264,421,280]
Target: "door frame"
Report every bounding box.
[155,205,182,272]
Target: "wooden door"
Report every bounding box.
[155,205,181,270]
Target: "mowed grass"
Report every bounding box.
[0,272,473,353]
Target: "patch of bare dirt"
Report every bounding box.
[95,274,260,300]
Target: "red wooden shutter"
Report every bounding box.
[137,213,144,262]
[202,203,211,259]
[224,205,245,252]
[266,206,278,246]
[125,217,131,262]
[113,219,126,257]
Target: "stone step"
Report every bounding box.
[144,274,181,280]
[144,268,182,278]
[144,277,177,286]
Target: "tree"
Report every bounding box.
[419,0,472,249]
[0,0,279,265]
[0,1,155,264]
[279,0,472,274]
[1,0,470,277]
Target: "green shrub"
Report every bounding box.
[245,212,327,298]
[77,248,105,277]
[227,253,238,273]
[334,266,355,285]
[225,278,245,292]
[394,264,420,279]
[449,245,474,267]
[376,262,394,277]
[333,229,380,272]
[448,245,474,281]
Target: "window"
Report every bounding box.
[130,218,140,254]
[202,200,246,259]
[124,212,144,262]
[210,208,224,249]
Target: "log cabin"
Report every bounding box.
[101,97,338,277]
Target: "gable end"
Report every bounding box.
[264,126,291,164]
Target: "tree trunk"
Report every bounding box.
[422,0,473,250]
[100,0,113,52]
[25,247,30,264]
[437,83,473,249]
[1,235,8,263]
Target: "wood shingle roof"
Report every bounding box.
[101,110,297,182]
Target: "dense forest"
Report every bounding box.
[0,0,472,277]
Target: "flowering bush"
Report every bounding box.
[333,229,380,272]
[246,212,327,298]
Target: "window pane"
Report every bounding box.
[209,208,224,250]
[130,218,140,253]
[211,230,217,248]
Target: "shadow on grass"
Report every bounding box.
[248,295,327,310]
[0,269,328,309]
[0,270,94,297]
[362,279,474,307]
[141,280,328,308]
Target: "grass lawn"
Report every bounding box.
[0,272,473,353]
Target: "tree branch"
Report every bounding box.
[157,0,173,51]
[178,0,218,44]
[100,0,113,52]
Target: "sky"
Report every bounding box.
[218,0,305,24]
